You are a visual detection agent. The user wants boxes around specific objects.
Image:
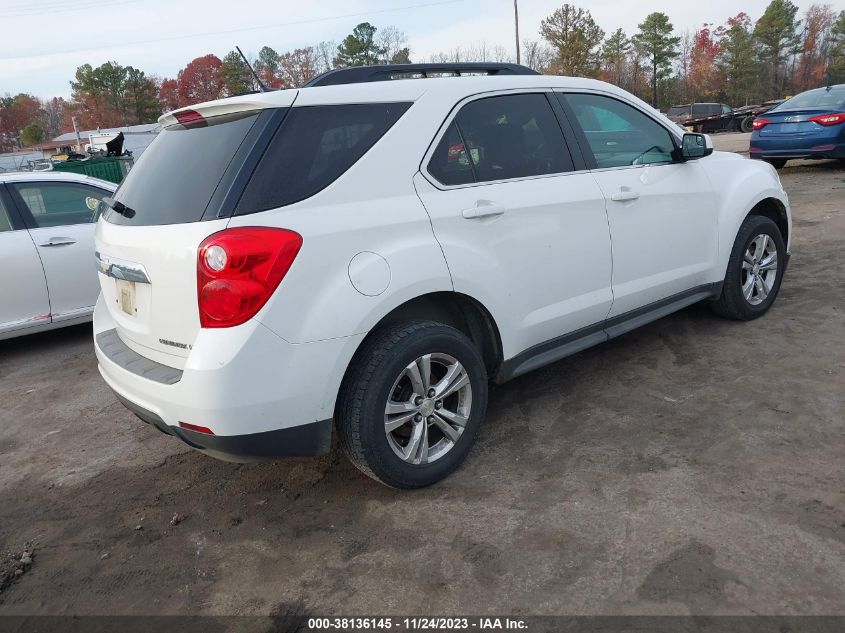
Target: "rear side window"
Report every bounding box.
[428,93,573,185]
[235,102,411,214]
[105,111,261,226]
[12,182,108,228]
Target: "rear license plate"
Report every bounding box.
[778,123,798,133]
[116,279,136,316]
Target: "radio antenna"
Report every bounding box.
[236,45,269,92]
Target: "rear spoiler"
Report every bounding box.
[159,92,299,126]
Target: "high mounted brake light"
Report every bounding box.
[197,227,302,328]
[174,109,206,127]
[808,112,845,126]
[752,118,771,130]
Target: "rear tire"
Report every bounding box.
[764,158,788,169]
[335,321,488,489]
[740,116,755,133]
[711,215,786,321]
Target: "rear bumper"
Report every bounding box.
[114,391,331,461]
[749,133,845,159]
[93,295,363,462]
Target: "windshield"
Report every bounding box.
[774,86,845,111]
[104,111,262,226]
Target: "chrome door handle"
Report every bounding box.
[610,190,640,202]
[462,203,506,219]
[39,238,77,247]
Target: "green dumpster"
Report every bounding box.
[52,156,134,184]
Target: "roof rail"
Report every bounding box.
[304,63,539,88]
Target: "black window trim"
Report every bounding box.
[0,183,28,232]
[421,88,582,191]
[554,89,683,173]
[7,180,112,230]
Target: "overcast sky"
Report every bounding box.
[2,0,843,99]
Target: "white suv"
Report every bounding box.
[93,64,791,488]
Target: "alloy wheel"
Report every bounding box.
[383,353,472,465]
[742,233,779,306]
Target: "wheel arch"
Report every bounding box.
[747,196,790,246]
[360,291,503,378]
[331,291,504,421]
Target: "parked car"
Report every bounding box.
[93,64,791,488]
[1,172,116,340]
[750,84,845,168]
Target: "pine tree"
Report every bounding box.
[633,13,681,106]
[539,4,604,78]
[754,0,801,97]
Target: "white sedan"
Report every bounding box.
[1,171,116,340]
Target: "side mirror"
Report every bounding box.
[680,133,713,160]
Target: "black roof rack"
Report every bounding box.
[304,63,539,88]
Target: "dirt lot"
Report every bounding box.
[0,141,843,616]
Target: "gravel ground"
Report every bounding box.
[0,138,843,616]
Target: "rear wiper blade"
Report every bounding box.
[102,196,136,219]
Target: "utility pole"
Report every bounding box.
[514,0,520,65]
[72,116,82,152]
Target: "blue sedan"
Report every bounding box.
[750,84,845,168]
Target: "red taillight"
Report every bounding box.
[174,109,206,127]
[808,112,845,126]
[197,227,302,328]
[179,421,215,435]
[752,118,771,130]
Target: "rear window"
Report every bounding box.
[235,102,411,214]
[774,86,845,110]
[104,111,261,226]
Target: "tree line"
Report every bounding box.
[2,0,845,152]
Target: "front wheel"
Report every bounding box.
[336,321,488,488]
[711,215,786,320]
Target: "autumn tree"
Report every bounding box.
[754,0,801,97]
[335,22,386,67]
[277,47,319,87]
[633,12,681,107]
[689,25,721,100]
[176,54,225,105]
[0,94,43,150]
[220,50,254,96]
[794,4,836,92]
[158,78,181,112]
[539,4,604,77]
[717,13,760,105]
